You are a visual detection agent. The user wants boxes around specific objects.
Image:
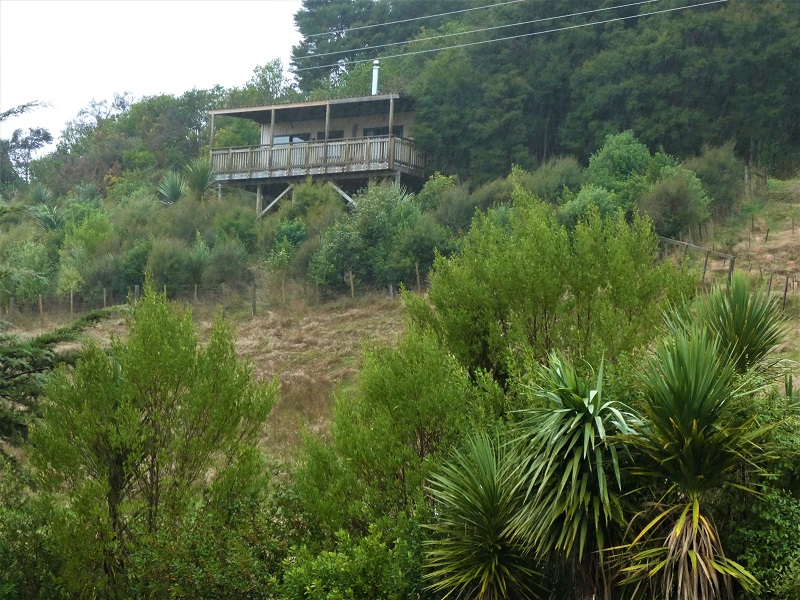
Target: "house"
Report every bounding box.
[208,90,425,217]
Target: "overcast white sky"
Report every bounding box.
[0,0,304,145]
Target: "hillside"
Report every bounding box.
[34,295,406,461]
[17,193,798,463]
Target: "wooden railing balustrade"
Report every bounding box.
[210,136,424,179]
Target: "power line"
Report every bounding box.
[305,0,531,38]
[293,0,728,73]
[295,0,660,63]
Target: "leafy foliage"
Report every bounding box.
[425,435,540,600]
[407,188,693,385]
[638,165,710,238]
[509,354,637,598]
[184,157,215,204]
[282,520,425,600]
[157,169,187,204]
[27,284,277,596]
[669,273,789,376]
[622,327,769,598]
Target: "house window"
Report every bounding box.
[273,133,310,144]
[362,126,404,138]
[317,130,344,140]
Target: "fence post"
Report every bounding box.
[194,284,198,305]
[8,297,15,323]
[221,283,226,316]
[783,276,790,312]
[163,285,167,298]
[702,252,709,284]
[134,285,140,302]
[39,294,44,325]
[349,270,355,299]
[251,283,256,318]
[728,256,736,286]
[103,288,107,308]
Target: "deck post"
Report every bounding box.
[388,97,395,170]
[209,113,215,160]
[324,102,331,173]
[267,109,275,173]
[256,184,263,215]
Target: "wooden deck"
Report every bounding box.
[211,136,424,183]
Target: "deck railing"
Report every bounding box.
[210,136,424,178]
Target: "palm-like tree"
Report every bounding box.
[184,158,215,204]
[668,273,787,377]
[27,181,55,205]
[29,203,63,231]
[622,327,769,599]
[157,170,186,205]
[509,353,638,599]
[425,434,540,599]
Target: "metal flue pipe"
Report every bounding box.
[372,59,380,95]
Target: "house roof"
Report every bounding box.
[208,93,414,124]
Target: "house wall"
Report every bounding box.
[260,112,416,145]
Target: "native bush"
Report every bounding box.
[294,326,473,537]
[146,238,193,293]
[683,142,744,217]
[638,166,710,238]
[406,188,692,385]
[513,156,585,203]
[202,237,252,289]
[27,285,277,597]
[558,184,620,230]
[586,131,652,211]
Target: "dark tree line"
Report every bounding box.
[292,0,800,182]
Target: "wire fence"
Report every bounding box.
[0,272,422,331]
[3,243,799,330]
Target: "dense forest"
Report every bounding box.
[1,0,800,598]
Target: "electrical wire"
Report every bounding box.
[294,0,659,63]
[305,0,531,38]
[293,0,728,72]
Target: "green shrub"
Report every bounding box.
[682,142,744,217]
[282,521,425,600]
[433,181,479,233]
[586,130,652,210]
[638,166,710,238]
[213,204,258,253]
[416,172,459,213]
[202,237,252,289]
[514,156,585,203]
[146,238,193,293]
[559,184,620,230]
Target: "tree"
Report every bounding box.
[0,101,46,187]
[509,354,638,600]
[183,157,215,205]
[425,435,539,600]
[406,188,693,386]
[638,166,710,238]
[157,170,187,204]
[8,127,53,182]
[622,327,768,599]
[295,325,473,537]
[28,284,277,596]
